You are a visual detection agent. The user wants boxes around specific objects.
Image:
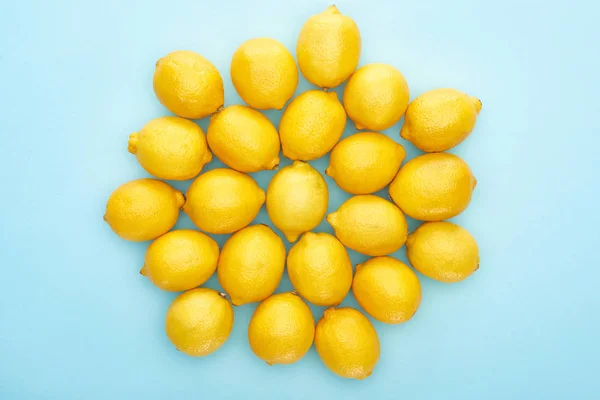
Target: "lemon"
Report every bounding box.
[327,195,408,256]
[141,230,219,292]
[287,232,352,306]
[266,161,328,242]
[218,225,286,306]
[343,63,410,130]
[104,179,184,242]
[128,116,212,180]
[389,153,476,221]
[400,88,482,152]
[297,5,361,88]
[352,256,421,324]
[231,38,298,110]
[248,292,315,365]
[165,288,234,357]
[315,307,380,379]
[207,105,280,172]
[153,50,224,119]
[183,169,265,234]
[279,90,346,160]
[326,132,406,194]
[407,221,479,283]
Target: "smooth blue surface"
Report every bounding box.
[1,0,599,398]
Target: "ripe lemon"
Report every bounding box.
[266,161,328,242]
[218,225,286,306]
[343,63,410,130]
[401,88,482,152]
[153,50,224,119]
[407,221,479,283]
[231,38,298,110]
[389,152,476,221]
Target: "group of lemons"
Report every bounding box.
[104,6,482,380]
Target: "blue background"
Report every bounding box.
[1,0,599,398]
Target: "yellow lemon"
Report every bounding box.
[400,88,482,152]
[287,232,352,306]
[315,307,380,379]
[266,161,328,242]
[183,169,265,234]
[389,152,476,221]
[326,132,406,194]
[141,230,219,292]
[153,50,224,119]
[231,38,298,110]
[279,90,346,160]
[128,116,212,180]
[406,221,479,283]
[297,5,361,88]
[218,225,286,306]
[207,105,280,172]
[352,256,421,324]
[104,179,184,242]
[248,292,315,365]
[343,63,410,130]
[165,288,233,357]
[327,195,408,256]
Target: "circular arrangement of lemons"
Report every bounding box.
[104,5,483,380]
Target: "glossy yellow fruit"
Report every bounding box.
[353,256,421,324]
[343,63,410,131]
[266,161,328,242]
[248,292,315,365]
[389,153,476,221]
[141,230,219,292]
[153,50,224,119]
[315,307,380,379]
[207,105,280,173]
[326,132,406,194]
[327,195,408,256]
[279,90,346,161]
[231,38,298,110]
[183,169,265,234]
[218,225,286,306]
[104,179,184,242]
[407,221,479,283]
[128,116,212,180]
[287,232,352,306]
[165,288,233,357]
[297,5,361,88]
[401,88,482,152]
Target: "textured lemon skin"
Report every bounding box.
[407,221,480,283]
[231,38,298,110]
[165,288,234,357]
[389,153,476,221]
[207,105,280,173]
[315,307,380,380]
[153,50,224,119]
[327,195,408,256]
[218,225,286,306]
[343,63,410,131]
[400,88,482,152]
[128,116,212,180]
[266,161,328,242]
[248,292,315,365]
[183,169,265,234]
[353,256,421,324]
[104,179,184,242]
[279,90,346,161]
[326,132,406,194]
[297,5,361,89]
[287,232,352,306]
[141,230,219,292]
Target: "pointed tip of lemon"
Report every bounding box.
[472,97,482,113]
[400,125,410,140]
[324,166,333,176]
[326,91,339,100]
[284,232,300,242]
[257,189,266,204]
[127,133,139,154]
[326,212,338,226]
[325,4,340,14]
[174,191,185,208]
[140,265,148,276]
[268,157,280,170]
[292,160,306,167]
